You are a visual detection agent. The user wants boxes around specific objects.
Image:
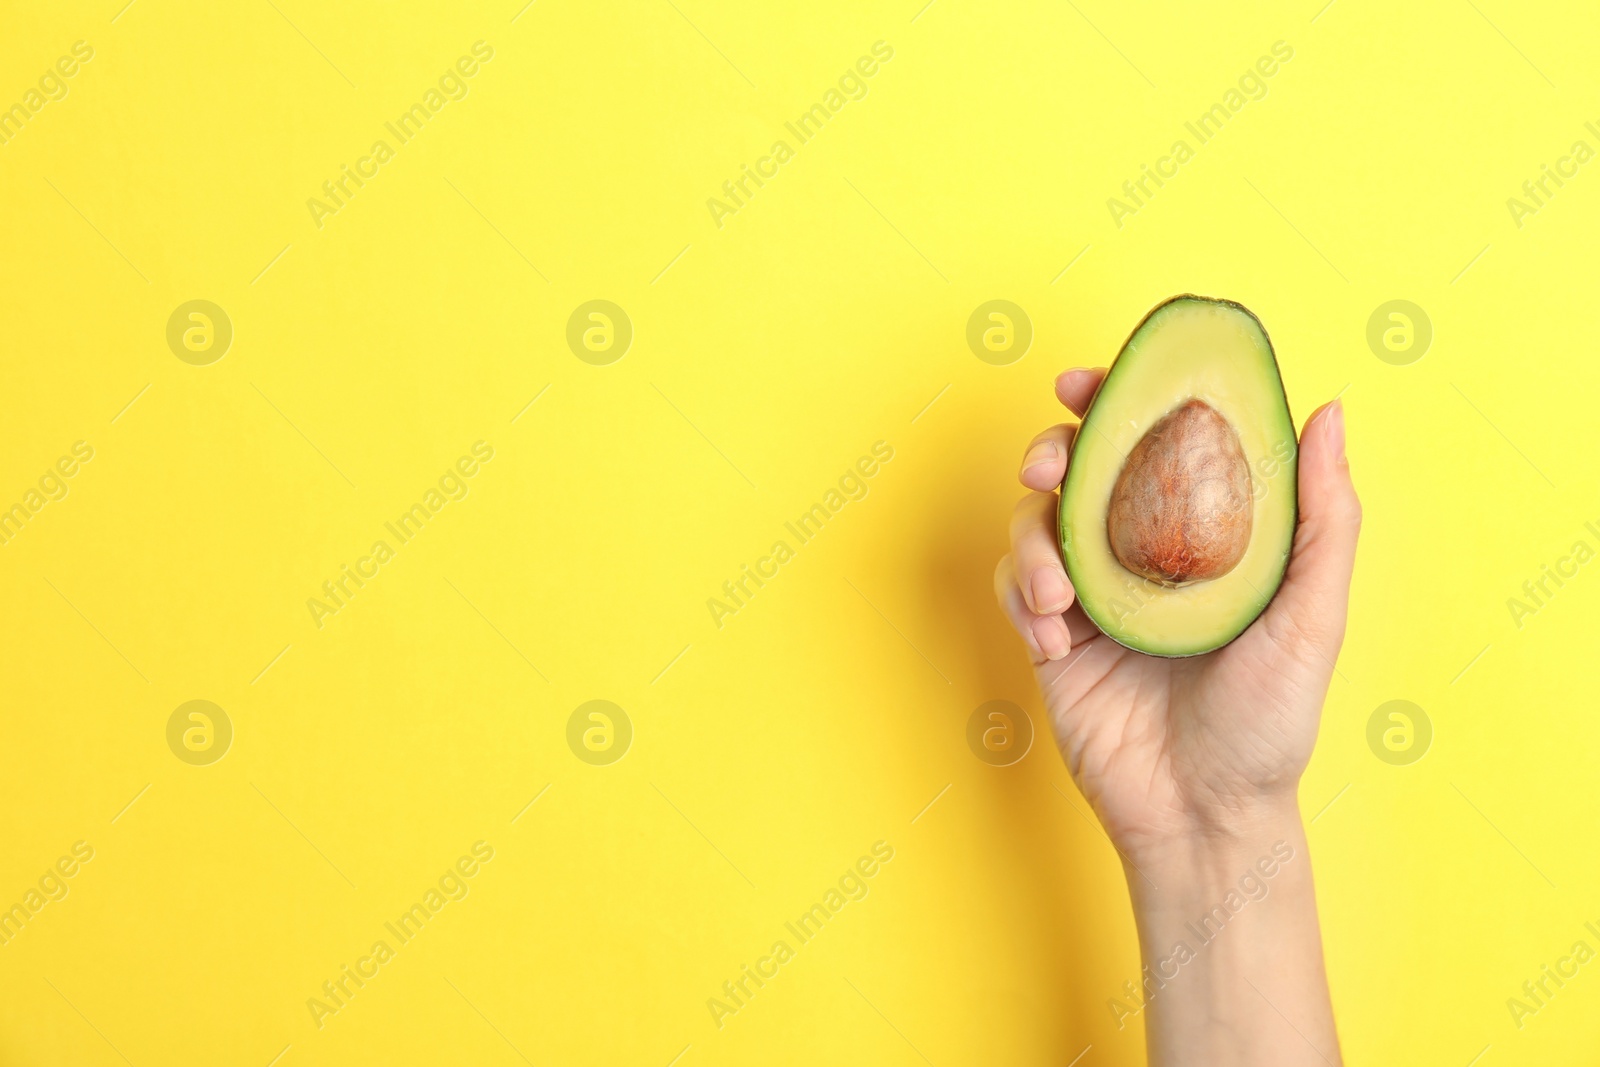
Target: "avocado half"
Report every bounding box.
[1059,296,1298,657]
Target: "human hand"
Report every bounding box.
[994,368,1361,863]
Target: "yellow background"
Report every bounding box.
[2,0,1598,1063]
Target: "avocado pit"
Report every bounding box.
[1106,398,1252,586]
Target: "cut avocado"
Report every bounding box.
[1059,296,1298,657]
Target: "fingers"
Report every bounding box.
[994,555,1072,663]
[1018,369,1105,491]
[1262,400,1361,658]
[1054,367,1107,417]
[1019,424,1075,491]
[996,368,1113,665]
[1011,491,1073,616]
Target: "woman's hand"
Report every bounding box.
[995,368,1360,863]
[995,368,1357,1066]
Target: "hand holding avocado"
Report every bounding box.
[994,298,1357,1064]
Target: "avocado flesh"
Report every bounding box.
[1059,296,1298,657]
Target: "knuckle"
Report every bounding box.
[1022,490,1057,517]
[1333,493,1362,532]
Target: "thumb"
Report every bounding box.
[1261,399,1361,658]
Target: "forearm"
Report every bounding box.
[1122,805,1341,1067]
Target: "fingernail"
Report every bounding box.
[1326,399,1346,466]
[1034,616,1070,660]
[1030,569,1070,615]
[1021,439,1060,477]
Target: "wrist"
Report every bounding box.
[1119,798,1307,904]
[1112,805,1340,1066]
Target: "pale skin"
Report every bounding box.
[996,368,1359,1066]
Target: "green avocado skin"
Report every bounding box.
[1058,295,1299,658]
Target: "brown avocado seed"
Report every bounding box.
[1106,398,1252,586]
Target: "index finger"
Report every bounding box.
[1054,368,1107,418]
